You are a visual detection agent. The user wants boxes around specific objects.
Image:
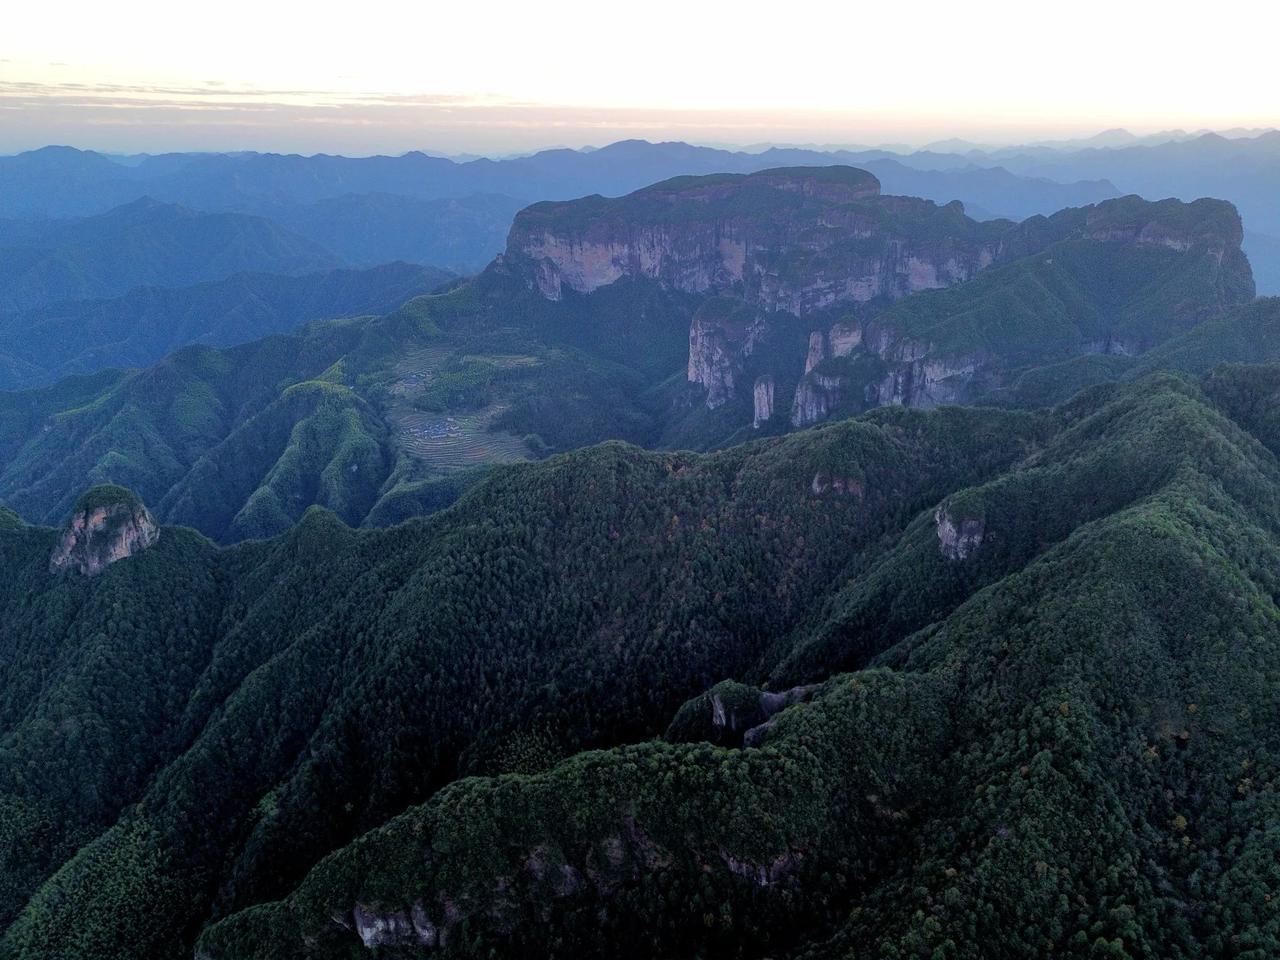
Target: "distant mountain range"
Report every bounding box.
[5,132,1280,291]
[905,132,1280,286]
[0,142,1133,395]
[0,198,340,312]
[0,131,1275,399]
[0,261,453,390]
[267,192,525,270]
[1,140,1118,224]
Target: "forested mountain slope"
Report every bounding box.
[4,366,1280,958]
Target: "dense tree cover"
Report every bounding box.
[999,298,1280,408]
[1133,298,1280,377]
[0,397,1041,958]
[1,153,1278,960]
[0,271,701,541]
[0,321,370,532]
[877,239,1241,361]
[195,366,1280,960]
[5,368,1280,957]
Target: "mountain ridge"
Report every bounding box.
[6,364,1280,957]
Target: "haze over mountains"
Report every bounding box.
[8,121,1280,960]
[2,128,1278,388]
[0,262,453,389]
[0,140,1120,222]
[0,199,343,311]
[6,129,1279,228]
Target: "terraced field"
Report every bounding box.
[387,345,533,474]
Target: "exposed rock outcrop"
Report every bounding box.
[753,375,775,427]
[505,172,1253,428]
[935,505,985,560]
[828,322,862,357]
[722,850,801,887]
[320,821,800,956]
[791,373,843,427]
[505,167,1006,313]
[686,298,765,408]
[870,354,979,409]
[803,331,826,374]
[811,472,864,497]
[352,905,416,949]
[348,899,453,950]
[667,679,824,748]
[742,684,824,748]
[49,485,159,576]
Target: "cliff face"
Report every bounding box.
[504,167,1006,314]
[49,485,160,576]
[505,167,1013,414]
[504,171,1254,430]
[752,375,775,428]
[686,298,765,408]
[935,505,985,560]
[787,195,1254,422]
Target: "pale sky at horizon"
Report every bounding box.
[3,0,1277,156]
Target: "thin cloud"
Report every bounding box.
[0,79,531,108]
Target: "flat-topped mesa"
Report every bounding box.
[49,485,160,576]
[503,166,1007,311]
[649,166,882,205]
[505,168,1252,422]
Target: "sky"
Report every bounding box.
[3,0,1279,156]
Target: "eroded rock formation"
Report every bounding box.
[49,485,159,576]
[506,167,1004,315]
[687,299,764,408]
[753,374,775,427]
